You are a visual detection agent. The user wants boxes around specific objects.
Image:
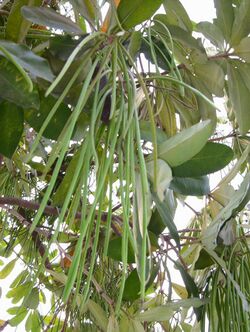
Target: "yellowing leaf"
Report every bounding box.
[172,283,188,299]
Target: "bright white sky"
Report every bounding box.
[0,2,216,331]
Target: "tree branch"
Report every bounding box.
[0,196,121,235]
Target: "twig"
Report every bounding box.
[0,196,122,235]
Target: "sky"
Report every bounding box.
[0,1,216,331]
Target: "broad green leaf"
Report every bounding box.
[170,176,210,196]
[147,159,172,201]
[49,34,93,61]
[0,58,39,109]
[21,6,83,34]
[163,0,192,32]
[194,62,225,97]
[117,0,163,30]
[120,317,144,332]
[128,31,142,60]
[135,298,206,321]
[30,310,41,331]
[202,172,250,250]
[23,287,39,310]
[227,62,250,134]
[217,218,236,246]
[213,0,234,43]
[53,151,80,205]
[24,92,71,141]
[234,36,250,62]
[5,0,41,43]
[158,120,213,167]
[0,258,16,279]
[172,142,234,177]
[9,307,28,327]
[196,21,224,50]
[87,299,108,331]
[70,0,100,27]
[107,237,135,263]
[154,15,205,52]
[216,145,250,187]
[0,41,54,82]
[148,189,177,236]
[123,269,140,301]
[194,249,214,270]
[0,102,23,158]
[152,192,180,247]
[148,208,167,236]
[25,312,33,332]
[140,37,172,71]
[230,0,250,46]
[123,264,159,302]
[175,262,202,320]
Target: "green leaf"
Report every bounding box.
[213,0,234,43]
[5,0,41,43]
[70,0,100,27]
[30,310,41,331]
[10,270,29,289]
[107,237,135,263]
[21,6,83,34]
[87,299,108,331]
[128,31,142,60]
[0,258,16,279]
[172,142,234,177]
[234,36,250,62]
[49,35,92,61]
[227,62,250,134]
[123,264,159,302]
[25,312,33,332]
[170,176,210,196]
[140,120,168,144]
[152,192,179,247]
[52,151,80,205]
[9,307,28,327]
[0,58,39,109]
[135,298,206,321]
[7,282,32,304]
[140,36,172,71]
[163,0,193,32]
[107,315,119,332]
[194,249,214,270]
[24,92,71,141]
[23,287,39,310]
[175,262,202,320]
[148,208,166,236]
[147,159,172,201]
[0,102,23,158]
[154,16,205,52]
[117,0,163,30]
[203,172,250,250]
[158,120,213,167]
[0,41,54,82]
[231,0,250,46]
[196,21,224,50]
[194,62,225,97]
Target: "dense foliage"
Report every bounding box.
[0,0,249,331]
